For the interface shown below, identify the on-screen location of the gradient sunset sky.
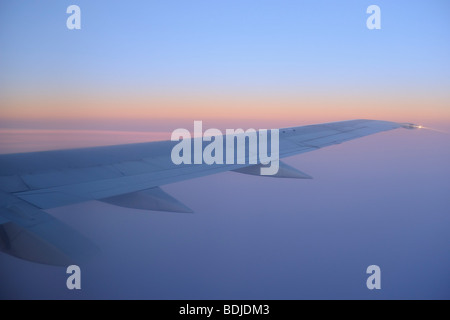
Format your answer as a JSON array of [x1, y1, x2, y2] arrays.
[[1, 1, 450, 300], [1, 0, 449, 132]]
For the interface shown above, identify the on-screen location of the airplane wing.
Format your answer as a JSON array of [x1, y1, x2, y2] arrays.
[[0, 119, 419, 265]]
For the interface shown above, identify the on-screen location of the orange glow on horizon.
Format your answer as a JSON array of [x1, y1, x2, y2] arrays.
[[1, 92, 449, 130]]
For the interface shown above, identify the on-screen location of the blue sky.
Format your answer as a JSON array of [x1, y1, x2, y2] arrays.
[[1, 0, 449, 94]]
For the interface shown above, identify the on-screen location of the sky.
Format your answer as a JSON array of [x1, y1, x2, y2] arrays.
[[0, 0, 450, 130], [0, 1, 449, 300]]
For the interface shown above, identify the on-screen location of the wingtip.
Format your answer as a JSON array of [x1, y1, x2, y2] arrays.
[[399, 123, 423, 130]]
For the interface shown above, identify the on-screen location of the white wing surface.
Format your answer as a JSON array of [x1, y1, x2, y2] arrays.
[[0, 119, 418, 265]]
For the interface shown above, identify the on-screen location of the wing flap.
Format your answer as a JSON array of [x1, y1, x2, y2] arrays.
[[15, 191, 88, 210], [20, 165, 123, 190]]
